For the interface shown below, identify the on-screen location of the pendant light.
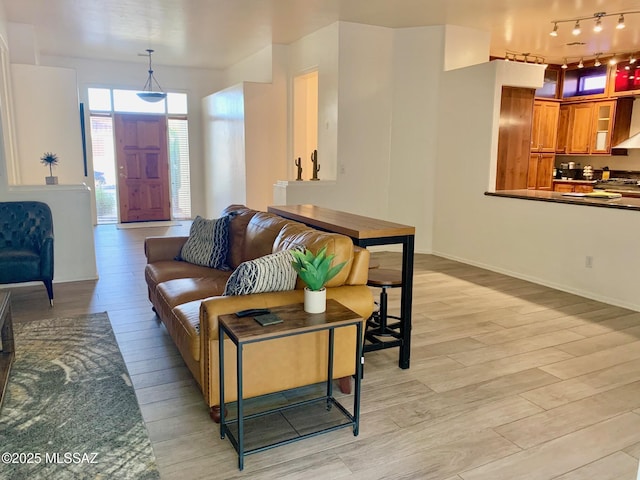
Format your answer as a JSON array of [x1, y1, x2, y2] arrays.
[[137, 49, 167, 103]]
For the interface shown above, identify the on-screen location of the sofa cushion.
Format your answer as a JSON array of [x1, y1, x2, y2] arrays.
[[145, 260, 228, 287], [179, 215, 231, 269], [242, 212, 303, 262], [273, 224, 354, 288], [223, 250, 298, 296], [222, 207, 258, 269]]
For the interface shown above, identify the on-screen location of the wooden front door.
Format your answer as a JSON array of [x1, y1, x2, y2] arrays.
[[114, 114, 170, 222]]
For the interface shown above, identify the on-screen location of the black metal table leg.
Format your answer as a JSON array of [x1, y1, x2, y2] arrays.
[[399, 235, 414, 369], [237, 343, 244, 470], [219, 324, 225, 439]]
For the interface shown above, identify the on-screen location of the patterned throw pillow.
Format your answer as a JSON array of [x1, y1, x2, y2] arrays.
[[223, 250, 298, 296], [179, 215, 231, 270]]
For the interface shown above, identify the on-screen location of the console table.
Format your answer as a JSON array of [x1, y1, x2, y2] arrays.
[[268, 204, 415, 369], [0, 291, 14, 410], [218, 300, 363, 470]]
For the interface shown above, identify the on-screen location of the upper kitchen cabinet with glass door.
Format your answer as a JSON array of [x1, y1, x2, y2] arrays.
[[609, 59, 640, 97]]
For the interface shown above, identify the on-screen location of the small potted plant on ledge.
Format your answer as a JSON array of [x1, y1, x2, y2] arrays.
[[41, 152, 59, 185], [291, 245, 346, 313]]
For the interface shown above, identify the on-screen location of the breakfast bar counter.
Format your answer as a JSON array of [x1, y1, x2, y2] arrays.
[[486, 189, 640, 210]]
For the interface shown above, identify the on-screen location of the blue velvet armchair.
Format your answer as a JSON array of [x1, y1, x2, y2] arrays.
[[0, 201, 54, 305]]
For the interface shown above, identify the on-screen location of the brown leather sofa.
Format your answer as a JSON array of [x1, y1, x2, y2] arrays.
[[144, 205, 373, 419]]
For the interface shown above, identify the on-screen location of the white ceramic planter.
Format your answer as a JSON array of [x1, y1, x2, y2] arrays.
[[304, 287, 326, 313]]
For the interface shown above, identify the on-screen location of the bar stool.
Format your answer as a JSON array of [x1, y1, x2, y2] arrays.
[[364, 268, 403, 352]]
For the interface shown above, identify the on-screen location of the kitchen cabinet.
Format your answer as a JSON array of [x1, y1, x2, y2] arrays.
[[552, 181, 594, 193], [556, 98, 633, 155], [528, 100, 558, 190], [527, 153, 554, 190], [531, 100, 559, 152]]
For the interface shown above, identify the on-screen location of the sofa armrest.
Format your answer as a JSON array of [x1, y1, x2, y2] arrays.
[[199, 285, 374, 342], [144, 236, 189, 263], [198, 285, 373, 407], [40, 235, 54, 280]]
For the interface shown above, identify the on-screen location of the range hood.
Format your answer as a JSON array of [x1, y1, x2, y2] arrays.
[[614, 132, 640, 149]]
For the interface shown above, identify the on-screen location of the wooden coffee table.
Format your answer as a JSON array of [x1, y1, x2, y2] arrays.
[[218, 300, 363, 471], [0, 290, 14, 410]]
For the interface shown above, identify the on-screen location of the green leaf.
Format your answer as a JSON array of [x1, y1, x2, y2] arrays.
[[289, 244, 346, 291]]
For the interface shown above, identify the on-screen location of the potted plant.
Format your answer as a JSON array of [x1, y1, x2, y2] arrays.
[[291, 245, 347, 313], [41, 152, 59, 185]]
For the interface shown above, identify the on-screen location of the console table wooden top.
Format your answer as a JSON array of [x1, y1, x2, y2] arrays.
[[267, 204, 415, 240]]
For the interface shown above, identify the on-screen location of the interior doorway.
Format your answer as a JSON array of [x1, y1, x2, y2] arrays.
[[292, 70, 318, 180], [87, 88, 192, 224]]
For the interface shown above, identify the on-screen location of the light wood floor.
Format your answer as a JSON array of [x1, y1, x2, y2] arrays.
[[9, 223, 640, 479]]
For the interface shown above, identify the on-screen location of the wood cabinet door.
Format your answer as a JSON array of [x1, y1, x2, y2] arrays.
[[590, 101, 615, 154], [556, 105, 570, 153], [536, 153, 555, 190], [574, 184, 594, 193], [496, 87, 535, 190], [527, 153, 539, 189], [566, 103, 594, 154], [532, 101, 559, 152], [553, 183, 574, 192]]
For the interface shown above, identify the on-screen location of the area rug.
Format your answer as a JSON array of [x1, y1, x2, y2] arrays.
[[0, 312, 160, 480]]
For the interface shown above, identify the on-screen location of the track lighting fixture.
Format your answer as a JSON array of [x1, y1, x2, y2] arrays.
[[561, 58, 568, 69], [578, 58, 584, 68], [594, 54, 601, 67], [550, 10, 640, 36], [502, 51, 545, 64]]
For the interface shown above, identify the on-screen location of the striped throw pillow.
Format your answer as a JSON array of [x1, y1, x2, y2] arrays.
[[223, 250, 298, 296], [179, 215, 231, 270]]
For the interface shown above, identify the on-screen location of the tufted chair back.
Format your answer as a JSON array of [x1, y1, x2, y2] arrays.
[[0, 201, 55, 304], [0, 201, 53, 251]]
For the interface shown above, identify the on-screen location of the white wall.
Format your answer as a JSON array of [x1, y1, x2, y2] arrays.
[[387, 26, 445, 253], [10, 64, 84, 185], [282, 22, 396, 219], [202, 83, 247, 217], [434, 59, 640, 311], [244, 82, 286, 211]]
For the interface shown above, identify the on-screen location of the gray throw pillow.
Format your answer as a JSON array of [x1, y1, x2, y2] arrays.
[[223, 250, 298, 296], [179, 215, 231, 270]]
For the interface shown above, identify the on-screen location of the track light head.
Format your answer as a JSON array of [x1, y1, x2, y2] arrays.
[[572, 20, 581, 35], [550, 23, 559, 36], [617, 14, 626, 29], [594, 17, 603, 32]]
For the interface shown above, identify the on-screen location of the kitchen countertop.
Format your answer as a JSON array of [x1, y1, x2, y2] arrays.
[[486, 189, 640, 211]]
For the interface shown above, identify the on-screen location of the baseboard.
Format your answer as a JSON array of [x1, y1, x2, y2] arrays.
[[116, 221, 182, 229], [431, 250, 640, 313]]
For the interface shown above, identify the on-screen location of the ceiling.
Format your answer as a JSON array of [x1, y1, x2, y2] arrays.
[[4, 0, 640, 69]]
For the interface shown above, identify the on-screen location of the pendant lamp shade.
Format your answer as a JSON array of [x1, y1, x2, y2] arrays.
[[137, 49, 167, 103]]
